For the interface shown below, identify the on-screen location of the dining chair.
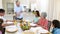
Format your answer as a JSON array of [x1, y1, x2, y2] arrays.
[[48, 21, 51, 31]]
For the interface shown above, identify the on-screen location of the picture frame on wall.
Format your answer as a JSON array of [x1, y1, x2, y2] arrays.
[[7, 3, 14, 14]]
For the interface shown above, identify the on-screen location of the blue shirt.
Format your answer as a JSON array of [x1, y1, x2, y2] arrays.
[[14, 5, 23, 18], [52, 28, 60, 34], [33, 17, 39, 23]]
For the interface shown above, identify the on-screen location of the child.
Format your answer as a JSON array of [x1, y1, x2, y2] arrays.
[[0, 19, 4, 34], [33, 10, 40, 23], [0, 9, 6, 21], [52, 20, 60, 34], [0, 9, 14, 34], [0, 9, 6, 34]]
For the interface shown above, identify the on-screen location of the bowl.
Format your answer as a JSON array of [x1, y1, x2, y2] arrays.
[[21, 26, 31, 31]]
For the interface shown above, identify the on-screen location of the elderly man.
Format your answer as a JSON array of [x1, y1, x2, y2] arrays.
[[14, 1, 23, 20]]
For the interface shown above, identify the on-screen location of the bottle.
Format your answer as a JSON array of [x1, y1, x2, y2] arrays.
[[14, 20, 17, 25], [28, 21, 30, 26]]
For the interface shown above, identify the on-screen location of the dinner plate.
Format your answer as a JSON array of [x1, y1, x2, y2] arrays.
[[30, 27, 49, 34], [30, 23, 37, 26], [6, 22, 13, 24], [6, 25, 18, 33], [34, 27, 48, 33]]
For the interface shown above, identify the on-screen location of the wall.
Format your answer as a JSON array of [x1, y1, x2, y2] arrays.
[[14, 0, 60, 20], [18, 0, 49, 12], [0, 0, 3, 8], [2, 0, 14, 14], [53, 0, 60, 21], [48, 0, 60, 21], [57, 0, 60, 21], [17, 0, 50, 20], [47, 0, 54, 21]]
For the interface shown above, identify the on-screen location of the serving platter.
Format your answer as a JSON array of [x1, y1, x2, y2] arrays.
[[6, 25, 18, 33]]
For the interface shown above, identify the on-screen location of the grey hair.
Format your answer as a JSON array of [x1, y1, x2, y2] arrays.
[[41, 12, 47, 18], [16, 0, 19, 3]]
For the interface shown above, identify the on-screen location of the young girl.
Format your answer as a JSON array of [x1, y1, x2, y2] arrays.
[[52, 20, 60, 34], [0, 19, 4, 34], [33, 10, 40, 24]]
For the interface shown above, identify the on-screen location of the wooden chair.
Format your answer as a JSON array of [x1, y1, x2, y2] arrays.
[[48, 21, 51, 31]]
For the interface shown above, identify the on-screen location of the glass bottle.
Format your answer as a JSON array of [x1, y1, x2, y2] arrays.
[[14, 20, 17, 25]]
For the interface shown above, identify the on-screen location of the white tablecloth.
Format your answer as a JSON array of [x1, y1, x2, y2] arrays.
[[5, 23, 23, 34], [5, 23, 48, 34]]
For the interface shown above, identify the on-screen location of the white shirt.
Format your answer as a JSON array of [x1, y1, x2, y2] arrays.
[[0, 16, 6, 22], [14, 5, 23, 18], [0, 16, 6, 28]]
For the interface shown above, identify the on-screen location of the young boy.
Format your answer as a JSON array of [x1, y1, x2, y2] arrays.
[[52, 20, 60, 34], [0, 9, 6, 34], [0, 9, 14, 34]]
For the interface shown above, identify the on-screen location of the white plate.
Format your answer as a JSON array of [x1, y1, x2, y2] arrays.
[[30, 23, 37, 26], [6, 25, 18, 32], [6, 22, 13, 24], [30, 27, 48, 34], [36, 27, 48, 33]]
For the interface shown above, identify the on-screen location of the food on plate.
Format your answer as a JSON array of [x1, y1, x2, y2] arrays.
[[20, 20, 31, 31]]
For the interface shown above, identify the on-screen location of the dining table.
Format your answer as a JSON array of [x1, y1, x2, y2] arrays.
[[5, 21, 50, 34]]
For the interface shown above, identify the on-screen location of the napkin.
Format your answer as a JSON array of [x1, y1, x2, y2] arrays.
[[30, 27, 48, 34], [30, 23, 37, 26]]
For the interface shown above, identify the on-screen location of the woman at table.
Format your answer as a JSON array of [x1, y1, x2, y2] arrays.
[[52, 20, 60, 34], [37, 12, 48, 30], [33, 10, 40, 24]]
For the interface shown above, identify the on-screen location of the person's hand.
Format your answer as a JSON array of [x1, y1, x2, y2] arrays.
[[36, 24, 40, 27], [17, 13, 20, 16], [2, 24, 6, 27]]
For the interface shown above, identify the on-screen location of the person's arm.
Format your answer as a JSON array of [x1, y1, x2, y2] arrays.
[[2, 23, 6, 27], [36, 19, 41, 26], [42, 20, 48, 30], [33, 17, 39, 24], [6, 20, 14, 26], [5, 24, 14, 26], [2, 20, 14, 27], [14, 6, 17, 17], [14, 12, 17, 17], [2, 23, 14, 27], [37, 19, 41, 25]]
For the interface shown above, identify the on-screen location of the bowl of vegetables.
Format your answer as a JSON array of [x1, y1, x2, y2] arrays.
[[20, 21, 31, 31]]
